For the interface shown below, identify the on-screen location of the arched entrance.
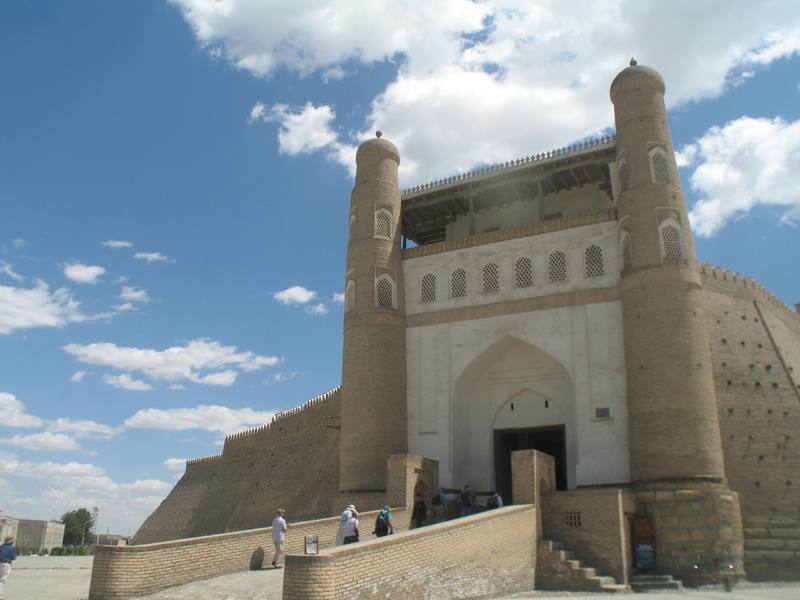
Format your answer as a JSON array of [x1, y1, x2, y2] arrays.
[[452, 336, 575, 501]]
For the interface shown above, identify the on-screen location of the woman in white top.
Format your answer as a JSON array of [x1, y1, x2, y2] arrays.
[[342, 509, 359, 544], [336, 504, 355, 545]]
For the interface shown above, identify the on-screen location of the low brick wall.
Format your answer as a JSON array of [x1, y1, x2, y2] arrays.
[[283, 504, 537, 600], [89, 508, 407, 599]]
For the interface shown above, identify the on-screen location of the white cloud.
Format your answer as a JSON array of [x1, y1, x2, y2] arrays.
[[63, 338, 280, 387], [0, 280, 88, 334], [12, 239, 25, 249], [331, 292, 345, 304], [271, 371, 297, 383], [119, 286, 150, 303], [0, 261, 23, 282], [175, 0, 800, 184], [0, 393, 45, 428], [164, 458, 186, 471], [273, 285, 317, 306], [305, 302, 328, 316], [125, 405, 275, 435], [248, 101, 266, 124], [113, 302, 136, 313], [101, 240, 133, 249], [134, 251, 174, 263], [47, 418, 117, 440], [0, 432, 81, 452], [685, 116, 800, 237], [70, 370, 89, 383], [103, 373, 154, 392], [63, 263, 106, 285]]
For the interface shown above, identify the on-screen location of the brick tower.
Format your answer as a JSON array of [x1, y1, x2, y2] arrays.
[[611, 61, 744, 577], [338, 133, 407, 508]]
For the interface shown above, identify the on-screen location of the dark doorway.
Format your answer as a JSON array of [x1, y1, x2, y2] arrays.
[[494, 425, 567, 504]]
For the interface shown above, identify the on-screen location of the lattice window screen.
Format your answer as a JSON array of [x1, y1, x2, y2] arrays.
[[565, 511, 582, 527], [548, 251, 568, 283], [420, 273, 436, 303], [584, 245, 604, 278], [375, 210, 392, 239], [661, 224, 684, 259], [345, 281, 355, 312], [349, 215, 356, 243], [651, 151, 671, 184], [376, 278, 394, 308], [451, 268, 466, 298], [618, 162, 629, 191], [514, 257, 533, 288], [483, 263, 500, 294], [622, 232, 633, 271]]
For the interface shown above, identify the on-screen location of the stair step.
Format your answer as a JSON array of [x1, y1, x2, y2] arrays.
[[632, 574, 677, 583], [631, 580, 684, 592], [579, 567, 597, 578], [599, 584, 631, 593]]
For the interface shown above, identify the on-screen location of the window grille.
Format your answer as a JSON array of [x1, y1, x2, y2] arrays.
[[651, 151, 670, 184], [375, 210, 392, 239], [661, 224, 684, 259], [618, 162, 628, 191], [565, 511, 582, 527], [451, 268, 466, 298], [514, 257, 533, 288], [595, 407, 611, 419], [483, 263, 500, 294], [345, 281, 355, 313], [376, 278, 394, 308], [548, 251, 568, 283], [420, 273, 436, 303], [622, 232, 633, 271], [584, 245, 604, 278]]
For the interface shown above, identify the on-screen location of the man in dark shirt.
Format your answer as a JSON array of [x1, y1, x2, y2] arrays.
[[0, 536, 16, 599]]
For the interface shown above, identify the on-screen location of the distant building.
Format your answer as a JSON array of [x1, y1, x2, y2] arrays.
[[0, 514, 18, 541], [96, 534, 129, 547], [16, 519, 65, 552]]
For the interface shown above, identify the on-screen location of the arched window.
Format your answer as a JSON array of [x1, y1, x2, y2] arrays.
[[348, 214, 356, 243], [483, 263, 500, 294], [617, 160, 629, 192], [345, 280, 355, 313], [420, 273, 436, 303], [659, 221, 684, 260], [548, 251, 568, 283], [649, 148, 671, 184], [374, 209, 392, 239], [621, 231, 633, 271], [375, 275, 396, 309], [584, 245, 604, 278], [451, 268, 466, 298], [514, 257, 533, 288]]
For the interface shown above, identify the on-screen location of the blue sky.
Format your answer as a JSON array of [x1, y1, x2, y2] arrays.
[[1, 1, 798, 535]]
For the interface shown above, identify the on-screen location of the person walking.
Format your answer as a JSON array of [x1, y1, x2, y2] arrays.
[[336, 504, 355, 546], [411, 493, 428, 528], [373, 506, 394, 537], [431, 487, 447, 522], [460, 484, 476, 517], [0, 536, 16, 600], [271, 509, 288, 569], [343, 509, 359, 544], [486, 491, 504, 510]]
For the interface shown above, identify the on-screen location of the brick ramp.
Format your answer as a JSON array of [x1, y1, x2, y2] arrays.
[[537, 540, 628, 592], [744, 518, 800, 581]]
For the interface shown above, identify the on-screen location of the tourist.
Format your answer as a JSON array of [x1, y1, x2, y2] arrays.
[[460, 484, 476, 516], [271, 509, 288, 569], [343, 509, 359, 544], [431, 487, 447, 522], [373, 506, 394, 537], [411, 493, 427, 528], [336, 504, 355, 545], [486, 491, 504, 510], [0, 535, 16, 599]]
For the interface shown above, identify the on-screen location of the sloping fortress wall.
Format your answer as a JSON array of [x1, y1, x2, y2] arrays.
[[134, 388, 341, 544]]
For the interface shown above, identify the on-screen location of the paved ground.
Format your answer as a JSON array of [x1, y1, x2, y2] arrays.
[[3, 556, 799, 600]]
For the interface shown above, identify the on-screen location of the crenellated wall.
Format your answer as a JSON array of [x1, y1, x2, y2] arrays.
[[133, 388, 342, 544]]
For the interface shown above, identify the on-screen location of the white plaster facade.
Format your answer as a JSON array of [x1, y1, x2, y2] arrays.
[[404, 221, 630, 493]]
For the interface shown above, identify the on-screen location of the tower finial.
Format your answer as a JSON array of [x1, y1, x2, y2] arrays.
[[630, 57, 637, 66], [375, 130, 382, 138]]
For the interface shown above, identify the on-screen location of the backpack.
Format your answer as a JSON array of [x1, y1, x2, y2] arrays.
[[375, 512, 389, 535], [487, 495, 498, 509]]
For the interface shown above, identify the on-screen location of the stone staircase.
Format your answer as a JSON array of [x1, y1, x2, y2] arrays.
[[630, 574, 683, 592], [744, 517, 800, 581], [537, 540, 629, 592]]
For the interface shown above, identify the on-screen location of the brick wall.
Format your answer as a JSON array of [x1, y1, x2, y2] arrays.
[[283, 505, 537, 600], [134, 388, 342, 543], [90, 507, 407, 599], [541, 489, 633, 584]]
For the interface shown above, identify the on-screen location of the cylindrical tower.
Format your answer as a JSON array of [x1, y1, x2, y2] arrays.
[[611, 61, 743, 578], [338, 133, 407, 502]]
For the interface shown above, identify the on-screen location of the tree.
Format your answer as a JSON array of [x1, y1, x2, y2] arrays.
[[61, 507, 96, 546]]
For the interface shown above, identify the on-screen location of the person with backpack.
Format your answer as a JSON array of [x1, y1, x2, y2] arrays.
[[431, 487, 446, 522], [460, 484, 476, 517], [411, 493, 428, 528], [486, 491, 503, 510], [373, 506, 394, 537]]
